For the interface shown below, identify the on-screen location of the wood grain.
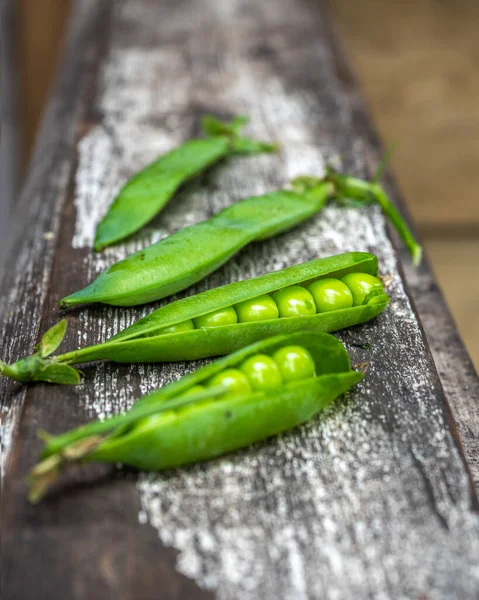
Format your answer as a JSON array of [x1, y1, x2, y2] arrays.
[[0, 0, 20, 259], [1, 1, 479, 598]]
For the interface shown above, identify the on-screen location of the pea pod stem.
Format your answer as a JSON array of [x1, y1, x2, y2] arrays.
[[62, 166, 421, 308], [0, 361, 18, 380], [27, 332, 363, 503], [28, 386, 227, 503], [324, 167, 422, 266], [93, 115, 278, 251]]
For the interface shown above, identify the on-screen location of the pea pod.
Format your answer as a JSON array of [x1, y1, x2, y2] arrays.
[[93, 115, 278, 251], [27, 332, 363, 502], [60, 169, 420, 308], [1, 252, 389, 385]]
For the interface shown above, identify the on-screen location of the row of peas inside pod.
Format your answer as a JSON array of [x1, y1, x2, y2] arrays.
[[162, 271, 384, 333], [0, 252, 390, 384], [28, 332, 363, 502], [184, 345, 316, 398]]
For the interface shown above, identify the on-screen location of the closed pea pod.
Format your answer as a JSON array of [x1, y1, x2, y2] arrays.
[[0, 252, 389, 385], [27, 332, 363, 503], [94, 115, 278, 251], [61, 181, 332, 308], [60, 168, 420, 308]]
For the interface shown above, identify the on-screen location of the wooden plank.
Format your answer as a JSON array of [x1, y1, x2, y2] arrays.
[[0, 0, 20, 260], [325, 17, 479, 488], [1, 0, 479, 598]]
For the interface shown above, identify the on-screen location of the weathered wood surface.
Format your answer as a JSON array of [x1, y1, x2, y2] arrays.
[[1, 1, 479, 598]]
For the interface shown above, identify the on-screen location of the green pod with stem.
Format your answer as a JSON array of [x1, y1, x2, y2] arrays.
[[1, 252, 389, 385], [323, 165, 422, 266], [62, 181, 333, 307], [61, 167, 420, 308], [94, 115, 278, 251], [28, 331, 363, 503]]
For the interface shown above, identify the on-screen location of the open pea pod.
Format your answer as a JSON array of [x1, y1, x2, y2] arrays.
[[94, 115, 277, 251], [28, 332, 363, 502], [1, 252, 389, 384]]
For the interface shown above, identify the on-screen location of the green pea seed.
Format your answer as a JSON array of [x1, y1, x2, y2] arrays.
[[234, 294, 279, 322], [272, 286, 316, 318], [239, 354, 283, 391], [307, 278, 353, 312], [272, 345, 316, 382], [207, 369, 252, 396], [341, 273, 383, 306], [157, 320, 195, 335], [194, 306, 238, 328], [181, 384, 206, 397]]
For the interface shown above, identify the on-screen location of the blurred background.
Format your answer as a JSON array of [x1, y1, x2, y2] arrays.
[[1, 0, 478, 367]]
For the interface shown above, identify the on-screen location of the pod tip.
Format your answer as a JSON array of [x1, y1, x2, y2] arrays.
[[27, 454, 63, 504], [412, 245, 423, 267], [0, 360, 20, 381], [58, 296, 81, 310]]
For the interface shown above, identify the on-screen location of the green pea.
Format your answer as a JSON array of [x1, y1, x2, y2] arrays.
[[307, 278, 353, 313], [272, 286, 316, 318], [272, 345, 316, 382], [157, 320, 195, 335], [239, 354, 282, 391], [181, 384, 206, 397], [234, 294, 279, 322], [207, 368, 252, 396], [341, 273, 383, 306], [194, 306, 238, 328]]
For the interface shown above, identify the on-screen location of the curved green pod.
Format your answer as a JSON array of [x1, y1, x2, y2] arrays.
[[62, 166, 421, 307], [93, 115, 278, 251], [28, 332, 363, 502], [62, 183, 332, 307], [0, 252, 389, 385]]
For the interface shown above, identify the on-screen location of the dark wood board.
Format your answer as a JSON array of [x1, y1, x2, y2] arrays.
[[0, 0, 20, 261], [1, 0, 479, 598]]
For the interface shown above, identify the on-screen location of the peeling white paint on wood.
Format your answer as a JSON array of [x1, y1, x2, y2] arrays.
[[0, 1, 101, 480]]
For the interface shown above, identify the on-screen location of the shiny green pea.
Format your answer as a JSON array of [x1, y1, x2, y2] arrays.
[[194, 306, 238, 328], [272, 286, 316, 318], [239, 354, 283, 391], [272, 346, 316, 382], [207, 368, 252, 396], [307, 278, 353, 312], [234, 294, 279, 323], [157, 320, 195, 335], [342, 273, 383, 306]]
